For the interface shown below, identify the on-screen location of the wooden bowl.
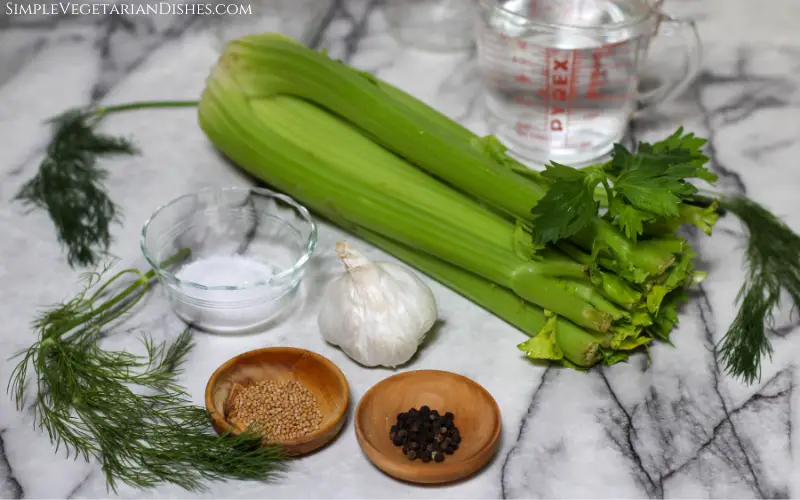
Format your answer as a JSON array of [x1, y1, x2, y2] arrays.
[[355, 370, 501, 484], [205, 347, 349, 456]]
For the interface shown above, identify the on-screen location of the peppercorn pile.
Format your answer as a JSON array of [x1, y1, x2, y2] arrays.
[[389, 406, 460, 463], [226, 379, 323, 441]]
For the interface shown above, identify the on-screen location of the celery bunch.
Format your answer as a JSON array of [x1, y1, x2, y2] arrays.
[[198, 34, 706, 370]]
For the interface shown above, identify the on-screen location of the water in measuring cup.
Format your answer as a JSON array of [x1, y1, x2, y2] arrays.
[[479, 0, 653, 164]]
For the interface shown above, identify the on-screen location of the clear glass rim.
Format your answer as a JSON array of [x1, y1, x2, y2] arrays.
[[477, 0, 659, 32], [140, 186, 318, 291]]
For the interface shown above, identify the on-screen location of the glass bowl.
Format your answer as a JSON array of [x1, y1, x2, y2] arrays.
[[141, 187, 317, 334]]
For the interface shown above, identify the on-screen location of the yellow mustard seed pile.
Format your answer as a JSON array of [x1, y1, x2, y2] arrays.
[[227, 380, 323, 441]]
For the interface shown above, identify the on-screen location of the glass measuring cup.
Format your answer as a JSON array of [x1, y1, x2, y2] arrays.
[[475, 0, 701, 164]]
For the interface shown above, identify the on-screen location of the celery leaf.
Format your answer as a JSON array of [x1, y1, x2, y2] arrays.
[[530, 163, 604, 244], [599, 347, 631, 366], [517, 311, 563, 361], [610, 199, 653, 242], [608, 129, 718, 221], [612, 148, 699, 217], [651, 127, 717, 182]]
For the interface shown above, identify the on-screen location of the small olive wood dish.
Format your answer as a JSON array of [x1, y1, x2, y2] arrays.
[[205, 346, 349, 456], [355, 369, 501, 484]]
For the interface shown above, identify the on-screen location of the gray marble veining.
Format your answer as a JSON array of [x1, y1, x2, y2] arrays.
[[1, 0, 799, 498]]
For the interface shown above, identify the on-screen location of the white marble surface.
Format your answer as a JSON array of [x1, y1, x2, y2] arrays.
[[1, 0, 800, 498]]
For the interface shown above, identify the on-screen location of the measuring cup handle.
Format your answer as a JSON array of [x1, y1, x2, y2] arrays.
[[636, 16, 702, 109]]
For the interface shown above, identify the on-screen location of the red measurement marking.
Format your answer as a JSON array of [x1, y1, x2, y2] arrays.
[[587, 51, 605, 100], [517, 40, 528, 49], [515, 122, 534, 137], [603, 43, 637, 56], [543, 48, 550, 135], [514, 96, 539, 107], [512, 57, 536, 66], [515, 74, 534, 84], [584, 112, 600, 120], [581, 141, 593, 149], [565, 49, 579, 146]]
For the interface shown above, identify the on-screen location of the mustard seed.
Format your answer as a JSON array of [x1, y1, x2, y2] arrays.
[[226, 379, 323, 442]]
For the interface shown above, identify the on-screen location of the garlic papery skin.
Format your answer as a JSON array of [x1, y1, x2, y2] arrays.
[[318, 241, 438, 368]]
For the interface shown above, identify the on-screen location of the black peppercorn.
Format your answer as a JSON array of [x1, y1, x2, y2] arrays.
[[390, 407, 461, 464]]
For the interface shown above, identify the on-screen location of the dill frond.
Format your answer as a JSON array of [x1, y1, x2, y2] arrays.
[[716, 195, 800, 384], [15, 100, 199, 268], [7, 252, 287, 492], [15, 108, 133, 268]]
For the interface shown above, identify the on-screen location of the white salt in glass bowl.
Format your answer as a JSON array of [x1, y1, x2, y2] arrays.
[[141, 187, 317, 334]]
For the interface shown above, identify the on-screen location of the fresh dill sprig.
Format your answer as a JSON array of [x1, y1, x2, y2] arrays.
[[7, 250, 287, 492], [15, 100, 199, 269], [15, 108, 133, 268], [715, 195, 800, 384]]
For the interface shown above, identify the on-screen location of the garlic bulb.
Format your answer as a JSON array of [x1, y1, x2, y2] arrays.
[[318, 241, 438, 368]]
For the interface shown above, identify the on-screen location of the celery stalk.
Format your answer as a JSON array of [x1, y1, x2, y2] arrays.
[[356, 228, 610, 368], [554, 279, 628, 320], [224, 35, 540, 220], [218, 34, 674, 278], [199, 70, 611, 332]]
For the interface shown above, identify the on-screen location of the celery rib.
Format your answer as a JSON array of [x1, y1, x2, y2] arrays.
[[199, 69, 612, 332], [280, 35, 671, 279]]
